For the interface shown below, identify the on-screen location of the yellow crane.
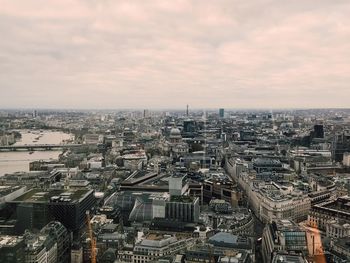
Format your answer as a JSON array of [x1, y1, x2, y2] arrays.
[[86, 211, 97, 263]]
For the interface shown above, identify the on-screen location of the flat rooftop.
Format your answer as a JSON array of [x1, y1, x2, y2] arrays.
[[272, 254, 307, 263], [334, 236, 350, 251], [10, 188, 91, 203], [170, 195, 195, 203], [0, 235, 23, 248], [273, 219, 304, 232], [209, 232, 250, 247], [0, 185, 25, 197], [253, 158, 282, 166], [146, 233, 167, 241], [316, 196, 350, 215]]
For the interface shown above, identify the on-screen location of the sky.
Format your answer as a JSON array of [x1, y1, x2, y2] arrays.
[[0, 0, 349, 109]]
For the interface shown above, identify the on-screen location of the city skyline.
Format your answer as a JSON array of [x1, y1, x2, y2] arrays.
[[1, 0, 350, 109]]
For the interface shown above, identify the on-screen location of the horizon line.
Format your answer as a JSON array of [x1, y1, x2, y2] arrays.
[[1, 107, 350, 112]]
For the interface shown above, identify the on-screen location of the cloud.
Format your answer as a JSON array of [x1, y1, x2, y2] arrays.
[[0, 0, 349, 109]]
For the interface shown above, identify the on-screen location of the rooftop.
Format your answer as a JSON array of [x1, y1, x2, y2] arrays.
[[208, 232, 251, 249], [272, 253, 307, 263], [137, 234, 178, 248], [253, 158, 282, 166], [334, 236, 350, 251], [0, 235, 23, 248], [273, 219, 304, 232], [0, 185, 25, 198], [315, 196, 350, 215], [170, 195, 195, 203], [10, 188, 91, 203]]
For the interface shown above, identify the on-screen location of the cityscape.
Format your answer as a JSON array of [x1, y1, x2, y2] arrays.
[[1, 0, 350, 262], [0, 108, 350, 263]]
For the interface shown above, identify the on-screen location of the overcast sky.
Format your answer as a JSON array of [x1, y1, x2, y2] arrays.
[[0, 0, 349, 109]]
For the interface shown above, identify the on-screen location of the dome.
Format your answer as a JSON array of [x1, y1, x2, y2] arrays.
[[169, 128, 182, 139], [170, 128, 181, 135]]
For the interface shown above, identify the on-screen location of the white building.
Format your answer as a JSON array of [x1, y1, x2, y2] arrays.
[[326, 219, 350, 238], [343, 152, 350, 167], [133, 234, 193, 263], [71, 247, 83, 263], [25, 235, 57, 263], [226, 158, 311, 223]]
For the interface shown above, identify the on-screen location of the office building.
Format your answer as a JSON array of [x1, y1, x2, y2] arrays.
[[0, 235, 25, 263], [330, 237, 350, 262], [219, 108, 225, 118], [165, 196, 200, 223], [71, 245, 83, 263], [186, 244, 252, 263], [24, 232, 57, 263], [262, 220, 308, 263], [8, 189, 96, 235], [308, 196, 350, 231], [40, 221, 70, 263], [133, 233, 193, 263], [271, 253, 308, 263], [183, 119, 196, 134], [343, 152, 350, 167], [168, 175, 184, 197], [313, 124, 324, 139]]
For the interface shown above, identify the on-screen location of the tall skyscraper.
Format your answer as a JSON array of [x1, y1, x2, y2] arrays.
[[314, 124, 324, 138], [183, 119, 196, 133], [219, 108, 224, 118]]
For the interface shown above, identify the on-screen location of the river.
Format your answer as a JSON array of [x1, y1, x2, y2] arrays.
[[0, 130, 74, 176]]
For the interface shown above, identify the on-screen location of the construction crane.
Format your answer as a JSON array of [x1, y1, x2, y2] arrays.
[[86, 211, 97, 263]]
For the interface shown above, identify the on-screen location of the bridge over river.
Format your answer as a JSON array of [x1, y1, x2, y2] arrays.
[[0, 144, 85, 151]]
